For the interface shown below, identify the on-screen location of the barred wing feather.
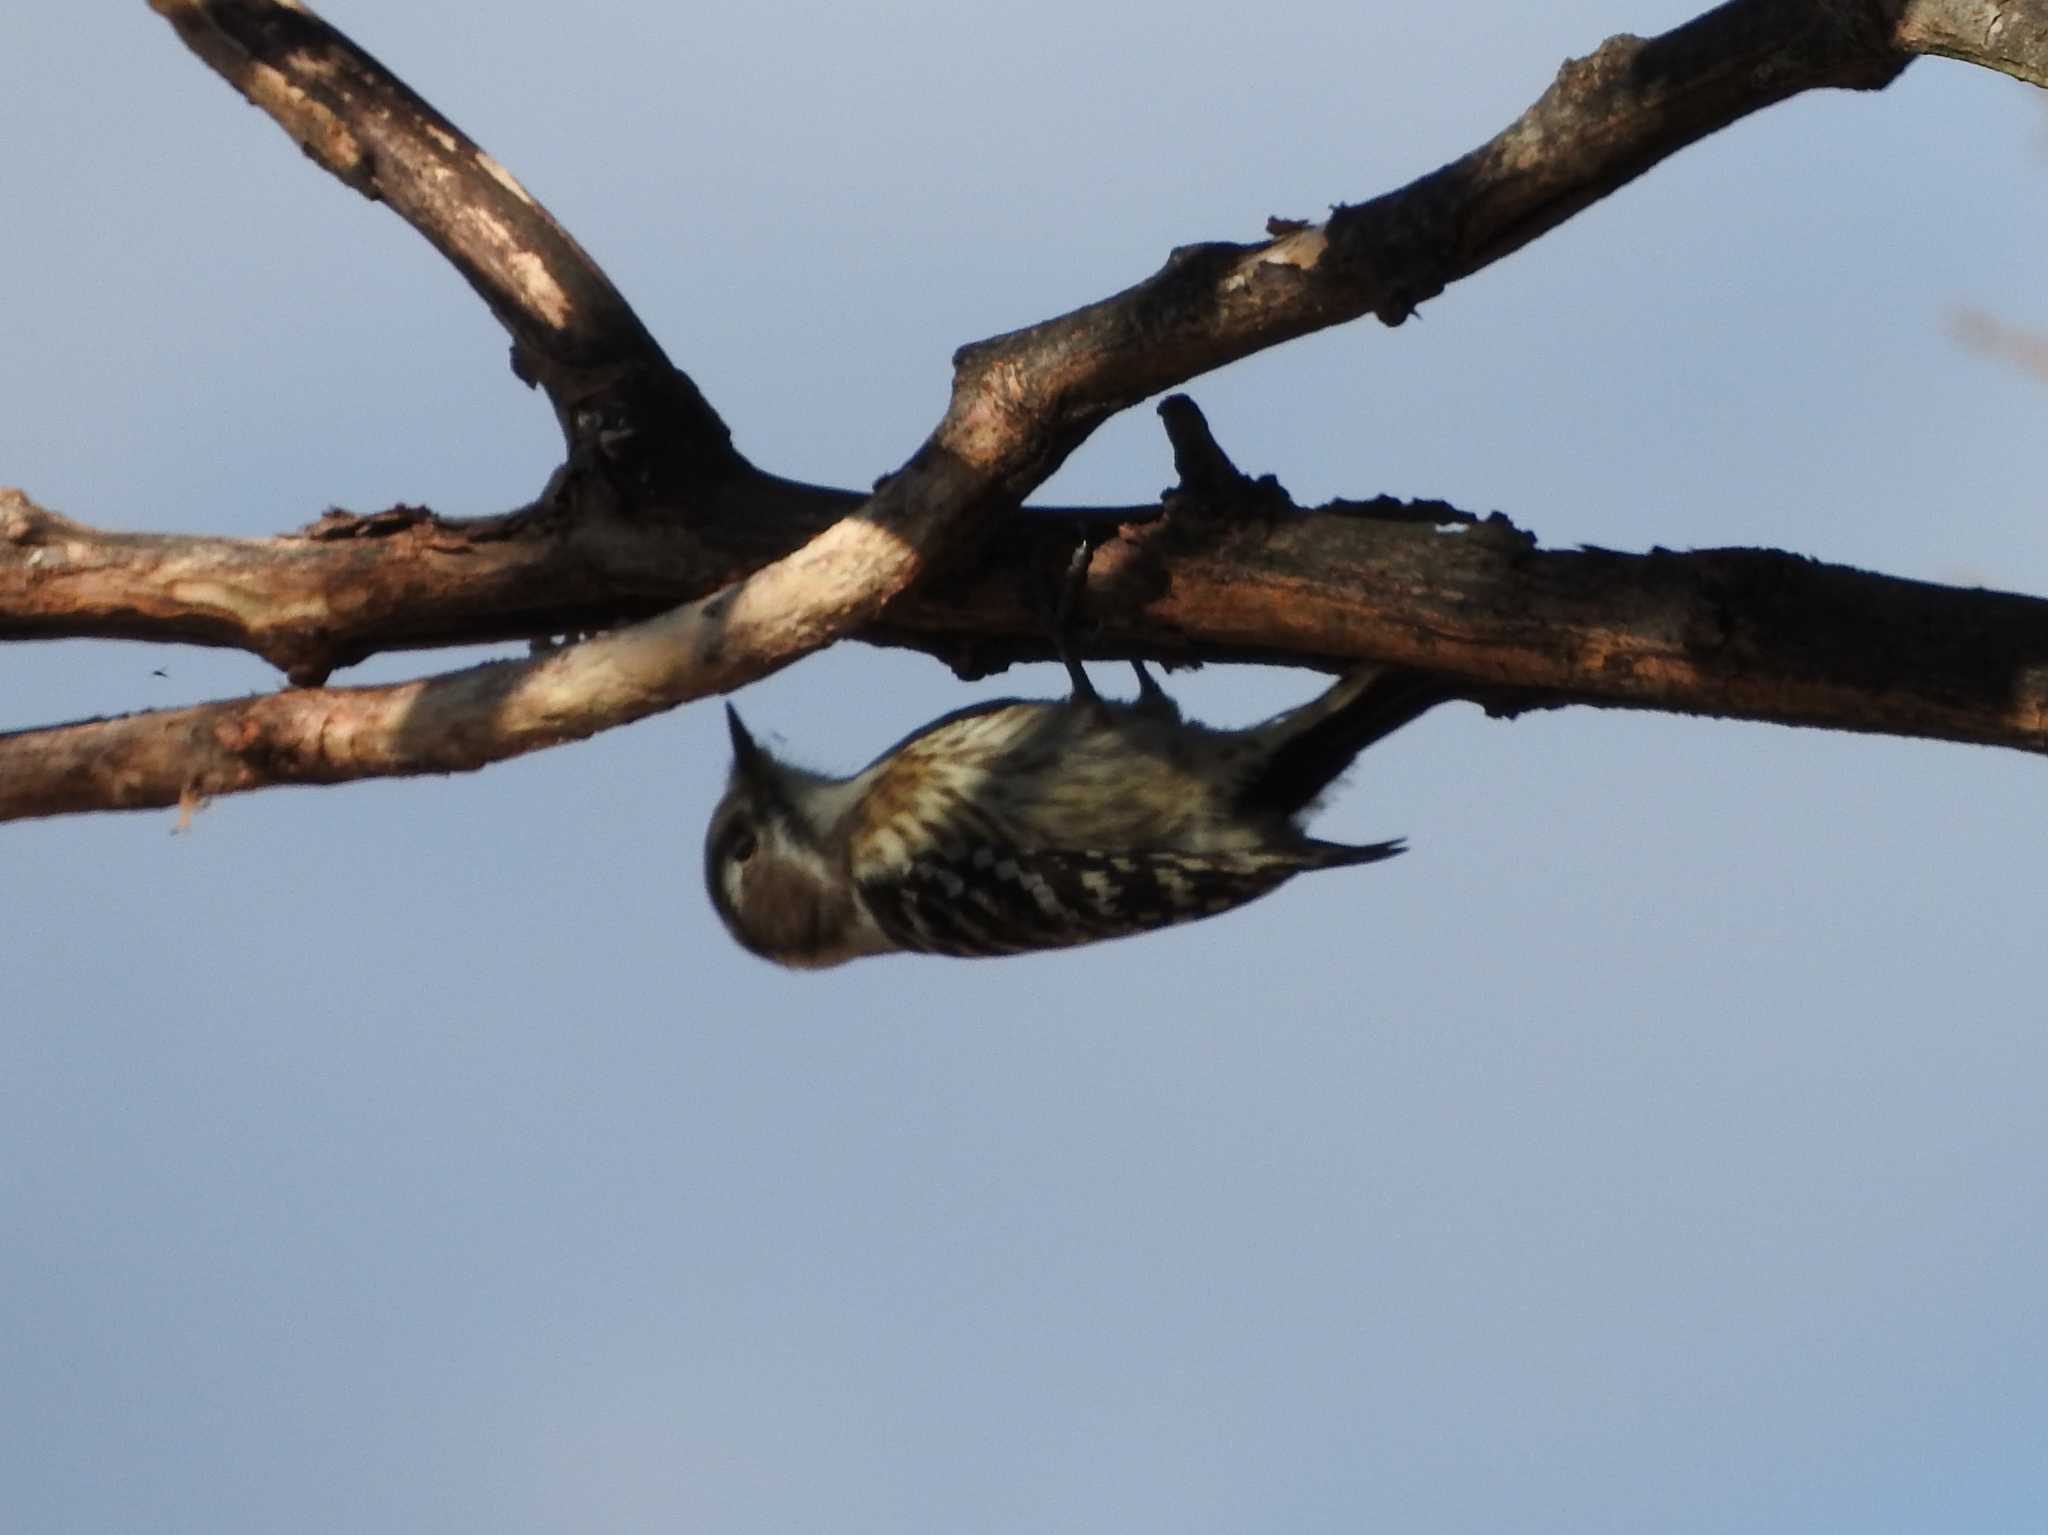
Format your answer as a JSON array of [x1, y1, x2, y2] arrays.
[[858, 839, 1404, 958]]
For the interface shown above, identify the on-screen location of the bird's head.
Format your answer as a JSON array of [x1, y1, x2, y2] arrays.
[[703, 705, 879, 968]]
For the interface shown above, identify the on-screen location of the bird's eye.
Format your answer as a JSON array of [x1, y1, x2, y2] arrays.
[[729, 826, 759, 864]]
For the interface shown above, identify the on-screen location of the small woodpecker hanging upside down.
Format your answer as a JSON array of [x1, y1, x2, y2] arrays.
[[703, 662, 1453, 967]]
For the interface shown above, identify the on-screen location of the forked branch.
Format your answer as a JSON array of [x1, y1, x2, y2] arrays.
[[4, 0, 2047, 821]]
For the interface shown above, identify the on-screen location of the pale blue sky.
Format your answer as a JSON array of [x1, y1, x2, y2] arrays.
[[6, 4, 2047, 1531]]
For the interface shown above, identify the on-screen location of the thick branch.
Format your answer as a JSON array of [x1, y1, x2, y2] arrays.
[[10, 470, 2048, 820], [8, 0, 2039, 820], [1896, 0, 2048, 85], [0, 488, 839, 685]]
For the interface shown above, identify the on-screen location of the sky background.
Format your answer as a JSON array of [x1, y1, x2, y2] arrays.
[[6, 3, 2048, 1531]]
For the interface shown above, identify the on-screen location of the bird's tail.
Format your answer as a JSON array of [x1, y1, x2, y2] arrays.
[[1299, 835, 1409, 869], [1240, 666, 1456, 820]]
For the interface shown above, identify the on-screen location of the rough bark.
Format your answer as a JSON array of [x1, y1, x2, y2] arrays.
[[5, 0, 2046, 820]]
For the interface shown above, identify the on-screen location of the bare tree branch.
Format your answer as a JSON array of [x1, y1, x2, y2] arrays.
[[144, 0, 734, 480], [1896, 0, 2048, 85], [6, 0, 2047, 820], [12, 435, 2048, 822]]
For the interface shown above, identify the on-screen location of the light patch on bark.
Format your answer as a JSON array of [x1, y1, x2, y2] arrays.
[[507, 251, 571, 328], [476, 151, 538, 208]]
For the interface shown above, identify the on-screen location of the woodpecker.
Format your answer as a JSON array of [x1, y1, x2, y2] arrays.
[[703, 663, 1449, 967]]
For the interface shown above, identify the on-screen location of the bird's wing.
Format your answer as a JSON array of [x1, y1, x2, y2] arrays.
[[855, 841, 1403, 959]]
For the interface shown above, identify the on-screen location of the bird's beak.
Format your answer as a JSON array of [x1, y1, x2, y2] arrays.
[[726, 703, 767, 780]]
